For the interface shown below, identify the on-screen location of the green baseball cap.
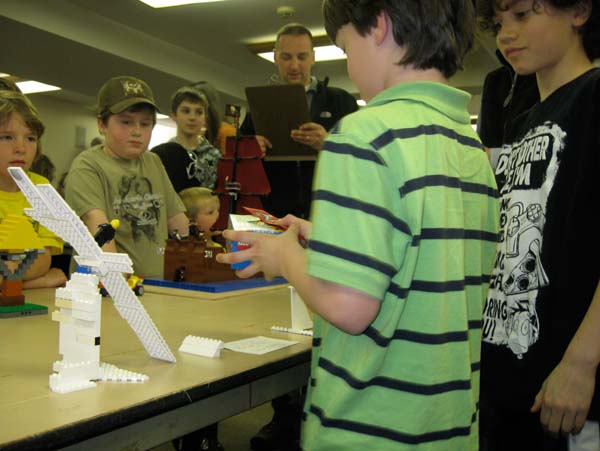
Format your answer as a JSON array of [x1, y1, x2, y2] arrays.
[[97, 75, 158, 115]]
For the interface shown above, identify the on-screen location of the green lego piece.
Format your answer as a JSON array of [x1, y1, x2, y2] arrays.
[[0, 302, 48, 318]]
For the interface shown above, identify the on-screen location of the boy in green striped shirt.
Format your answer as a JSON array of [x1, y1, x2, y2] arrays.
[[218, 1, 499, 449]]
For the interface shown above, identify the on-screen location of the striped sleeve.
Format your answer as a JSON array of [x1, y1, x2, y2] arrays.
[[307, 128, 410, 301]]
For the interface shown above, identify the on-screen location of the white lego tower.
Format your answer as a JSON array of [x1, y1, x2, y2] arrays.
[[290, 286, 313, 331], [49, 272, 149, 393], [271, 286, 313, 336], [9, 167, 175, 393], [50, 272, 102, 392]]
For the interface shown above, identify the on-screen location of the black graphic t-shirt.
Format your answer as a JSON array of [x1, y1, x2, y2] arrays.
[[481, 68, 600, 417], [152, 138, 221, 193]]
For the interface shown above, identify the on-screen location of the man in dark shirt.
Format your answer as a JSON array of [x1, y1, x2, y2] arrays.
[[241, 23, 357, 220]]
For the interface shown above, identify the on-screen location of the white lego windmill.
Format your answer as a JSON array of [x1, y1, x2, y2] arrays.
[[9, 167, 175, 393]]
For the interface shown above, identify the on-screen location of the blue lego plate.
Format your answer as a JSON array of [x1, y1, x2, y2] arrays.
[[143, 277, 287, 293]]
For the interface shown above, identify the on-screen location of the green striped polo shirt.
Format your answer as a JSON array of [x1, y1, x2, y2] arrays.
[[302, 82, 499, 451]]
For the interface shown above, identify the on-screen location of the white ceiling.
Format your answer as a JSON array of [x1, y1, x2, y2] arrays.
[[0, 0, 501, 114]]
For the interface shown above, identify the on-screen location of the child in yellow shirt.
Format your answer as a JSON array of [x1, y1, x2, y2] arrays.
[[0, 90, 66, 288]]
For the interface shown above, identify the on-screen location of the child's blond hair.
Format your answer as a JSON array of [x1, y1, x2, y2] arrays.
[[179, 187, 219, 219]]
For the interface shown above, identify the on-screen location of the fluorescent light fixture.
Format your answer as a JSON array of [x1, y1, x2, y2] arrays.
[[258, 45, 346, 63], [138, 0, 225, 7], [357, 99, 366, 107], [316, 46, 346, 61], [15, 81, 61, 94], [0, 73, 10, 78], [256, 52, 275, 62], [157, 113, 170, 119]]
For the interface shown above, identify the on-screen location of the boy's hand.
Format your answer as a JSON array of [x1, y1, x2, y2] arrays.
[[216, 224, 304, 280], [276, 214, 312, 241], [83, 209, 118, 253], [291, 122, 327, 150], [531, 357, 596, 436]]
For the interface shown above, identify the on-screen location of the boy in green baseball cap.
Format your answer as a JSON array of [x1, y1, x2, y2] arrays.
[[65, 75, 188, 279]]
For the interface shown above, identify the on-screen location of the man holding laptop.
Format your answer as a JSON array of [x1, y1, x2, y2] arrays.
[[241, 23, 357, 221]]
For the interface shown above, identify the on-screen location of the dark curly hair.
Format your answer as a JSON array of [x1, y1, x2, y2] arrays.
[[476, 0, 600, 60], [322, 0, 475, 78]]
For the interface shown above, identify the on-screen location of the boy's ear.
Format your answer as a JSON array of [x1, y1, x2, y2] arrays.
[[573, 0, 592, 27], [97, 116, 106, 135], [372, 10, 389, 46]]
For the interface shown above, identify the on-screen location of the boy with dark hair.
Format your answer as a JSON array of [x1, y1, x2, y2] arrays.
[[154, 83, 224, 451], [66, 75, 188, 279], [476, 0, 600, 449], [152, 86, 222, 193], [218, 1, 499, 449]]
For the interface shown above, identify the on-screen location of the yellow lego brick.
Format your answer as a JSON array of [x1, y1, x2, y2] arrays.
[[52, 310, 73, 324], [55, 298, 73, 309]]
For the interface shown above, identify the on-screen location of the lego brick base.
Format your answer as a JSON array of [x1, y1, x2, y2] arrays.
[[0, 302, 48, 318]]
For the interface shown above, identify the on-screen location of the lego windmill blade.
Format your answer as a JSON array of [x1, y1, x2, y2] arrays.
[[9, 167, 176, 363], [100, 272, 175, 362], [8, 167, 103, 260]]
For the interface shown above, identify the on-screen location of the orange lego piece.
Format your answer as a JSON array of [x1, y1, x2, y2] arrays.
[[0, 279, 25, 306]]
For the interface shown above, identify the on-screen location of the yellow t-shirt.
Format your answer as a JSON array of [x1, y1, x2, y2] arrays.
[[0, 172, 63, 254]]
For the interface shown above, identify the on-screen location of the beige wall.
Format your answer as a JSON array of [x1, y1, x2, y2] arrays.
[[30, 94, 99, 186], [469, 93, 482, 117]]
